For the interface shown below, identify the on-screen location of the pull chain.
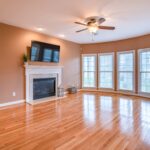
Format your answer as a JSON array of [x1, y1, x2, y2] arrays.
[[92, 32, 95, 41]]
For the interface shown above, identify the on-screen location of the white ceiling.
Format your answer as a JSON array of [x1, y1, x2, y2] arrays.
[[0, 0, 150, 44]]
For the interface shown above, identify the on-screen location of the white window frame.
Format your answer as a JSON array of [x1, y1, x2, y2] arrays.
[[138, 48, 150, 96], [98, 53, 114, 90], [117, 50, 135, 93], [82, 54, 97, 89]]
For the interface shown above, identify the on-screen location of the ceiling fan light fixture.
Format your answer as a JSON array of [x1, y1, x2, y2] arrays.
[[75, 16, 115, 34], [88, 26, 98, 33]]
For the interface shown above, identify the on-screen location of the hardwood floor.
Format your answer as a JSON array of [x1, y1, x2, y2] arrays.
[[0, 92, 150, 150]]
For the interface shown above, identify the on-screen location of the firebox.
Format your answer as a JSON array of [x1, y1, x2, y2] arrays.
[[33, 78, 56, 100]]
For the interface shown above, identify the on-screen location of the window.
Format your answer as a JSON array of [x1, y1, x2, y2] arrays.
[[82, 54, 97, 88], [98, 53, 114, 89], [139, 49, 150, 94], [117, 51, 135, 91]]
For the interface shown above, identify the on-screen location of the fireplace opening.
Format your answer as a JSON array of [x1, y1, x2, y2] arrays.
[[33, 78, 56, 100]]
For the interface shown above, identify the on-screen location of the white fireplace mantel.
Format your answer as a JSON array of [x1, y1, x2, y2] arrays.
[[24, 64, 63, 104]]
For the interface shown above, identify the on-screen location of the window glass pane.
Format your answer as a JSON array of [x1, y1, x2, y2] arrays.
[[139, 49, 150, 94], [99, 55, 113, 71], [83, 72, 95, 87], [99, 54, 114, 89], [141, 73, 150, 93], [119, 72, 133, 90], [82, 55, 96, 88], [118, 52, 134, 91], [83, 56, 95, 71], [141, 51, 150, 72], [119, 53, 133, 71], [99, 72, 113, 88]]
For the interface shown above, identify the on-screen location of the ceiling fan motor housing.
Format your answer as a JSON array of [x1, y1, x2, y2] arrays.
[[85, 16, 101, 25]]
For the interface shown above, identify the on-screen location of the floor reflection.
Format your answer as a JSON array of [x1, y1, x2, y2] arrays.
[[141, 101, 150, 124], [141, 101, 150, 145], [119, 98, 134, 135], [100, 96, 112, 112], [119, 98, 133, 117], [99, 96, 113, 130], [83, 94, 96, 126]]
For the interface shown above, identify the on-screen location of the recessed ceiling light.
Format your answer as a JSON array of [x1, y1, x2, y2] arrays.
[[58, 34, 65, 38], [36, 27, 44, 32]]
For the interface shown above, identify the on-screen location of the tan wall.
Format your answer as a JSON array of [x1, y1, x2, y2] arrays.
[[81, 35, 150, 53], [0, 23, 81, 102], [81, 34, 150, 94]]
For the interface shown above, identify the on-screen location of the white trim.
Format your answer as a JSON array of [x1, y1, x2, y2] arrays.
[[98, 52, 115, 90], [117, 50, 135, 92], [81, 54, 97, 89], [138, 48, 150, 97], [0, 100, 25, 107], [80, 89, 150, 99]]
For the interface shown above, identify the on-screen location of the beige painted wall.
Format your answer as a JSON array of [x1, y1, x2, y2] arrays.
[[81, 34, 150, 94], [81, 34, 150, 53], [0, 23, 80, 102]]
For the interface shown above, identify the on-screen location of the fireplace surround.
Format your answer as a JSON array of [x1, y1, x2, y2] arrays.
[[25, 64, 63, 104]]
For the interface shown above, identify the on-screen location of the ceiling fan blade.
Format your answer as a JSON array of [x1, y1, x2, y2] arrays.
[[98, 26, 115, 30], [98, 18, 106, 24], [76, 28, 88, 33], [74, 22, 87, 26]]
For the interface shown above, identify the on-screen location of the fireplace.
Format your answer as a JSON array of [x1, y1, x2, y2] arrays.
[[25, 64, 63, 104], [33, 78, 56, 100]]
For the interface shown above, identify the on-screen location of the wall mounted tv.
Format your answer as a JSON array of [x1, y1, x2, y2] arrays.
[[30, 41, 60, 63]]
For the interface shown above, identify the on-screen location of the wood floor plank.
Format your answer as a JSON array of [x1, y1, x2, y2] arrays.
[[0, 92, 150, 150]]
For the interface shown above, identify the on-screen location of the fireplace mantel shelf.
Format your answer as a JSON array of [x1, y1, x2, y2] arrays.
[[24, 64, 64, 69]]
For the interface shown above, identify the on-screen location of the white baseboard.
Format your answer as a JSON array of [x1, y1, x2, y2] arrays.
[[0, 100, 25, 107], [80, 89, 150, 99]]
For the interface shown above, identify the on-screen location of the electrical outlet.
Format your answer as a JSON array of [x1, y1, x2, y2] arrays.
[[12, 92, 16, 97]]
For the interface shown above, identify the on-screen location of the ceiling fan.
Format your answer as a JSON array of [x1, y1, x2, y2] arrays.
[[75, 16, 115, 34]]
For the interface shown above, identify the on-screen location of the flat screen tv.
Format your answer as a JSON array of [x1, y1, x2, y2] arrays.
[[30, 41, 60, 63]]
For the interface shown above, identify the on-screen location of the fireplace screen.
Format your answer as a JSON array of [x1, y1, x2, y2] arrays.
[[33, 78, 56, 100]]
